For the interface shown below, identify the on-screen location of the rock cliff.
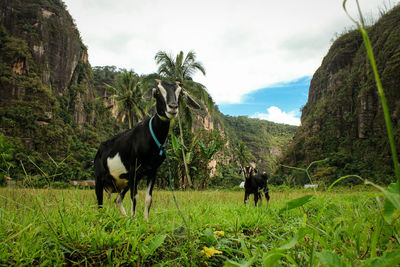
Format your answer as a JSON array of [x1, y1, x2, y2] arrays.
[[281, 5, 400, 183], [0, 0, 95, 127]]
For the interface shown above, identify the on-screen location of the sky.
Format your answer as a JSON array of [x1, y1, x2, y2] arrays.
[[62, 0, 396, 125]]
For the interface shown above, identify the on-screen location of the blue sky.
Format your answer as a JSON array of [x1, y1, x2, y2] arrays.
[[218, 76, 311, 126]]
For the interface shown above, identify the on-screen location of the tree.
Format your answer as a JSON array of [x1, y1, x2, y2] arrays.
[[155, 50, 210, 188], [198, 138, 224, 189], [155, 50, 206, 83], [234, 142, 255, 178], [0, 134, 15, 186], [106, 70, 149, 129], [170, 132, 198, 189]]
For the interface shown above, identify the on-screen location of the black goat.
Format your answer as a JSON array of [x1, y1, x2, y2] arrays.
[[239, 166, 270, 206], [94, 79, 200, 221]]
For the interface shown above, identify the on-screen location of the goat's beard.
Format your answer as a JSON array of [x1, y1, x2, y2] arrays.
[[165, 110, 178, 119]]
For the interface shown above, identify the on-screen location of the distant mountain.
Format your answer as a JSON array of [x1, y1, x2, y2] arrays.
[[278, 5, 400, 185], [221, 115, 297, 172]]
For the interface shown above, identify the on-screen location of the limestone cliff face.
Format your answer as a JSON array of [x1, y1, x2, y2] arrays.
[[0, 0, 94, 126], [194, 108, 214, 131], [282, 5, 400, 179]]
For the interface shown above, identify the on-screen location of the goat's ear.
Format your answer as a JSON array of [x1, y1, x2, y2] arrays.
[[183, 91, 201, 109], [143, 88, 156, 100]]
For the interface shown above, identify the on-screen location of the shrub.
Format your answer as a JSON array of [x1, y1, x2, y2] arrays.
[[0, 173, 5, 186]]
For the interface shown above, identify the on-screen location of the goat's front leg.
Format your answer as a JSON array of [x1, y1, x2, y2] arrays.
[[244, 192, 249, 205], [144, 175, 155, 222], [116, 185, 130, 216], [254, 192, 259, 206], [257, 192, 262, 206], [115, 192, 127, 216]]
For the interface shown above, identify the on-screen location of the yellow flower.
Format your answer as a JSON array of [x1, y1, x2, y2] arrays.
[[214, 231, 225, 237], [201, 246, 223, 258]]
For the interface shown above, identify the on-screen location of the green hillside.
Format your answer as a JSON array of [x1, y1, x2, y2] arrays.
[[221, 115, 297, 172]]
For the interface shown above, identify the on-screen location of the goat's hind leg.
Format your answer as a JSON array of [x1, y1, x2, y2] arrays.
[[95, 177, 104, 208], [264, 188, 270, 207]]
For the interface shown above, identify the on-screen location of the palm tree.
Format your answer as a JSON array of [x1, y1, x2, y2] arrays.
[[155, 50, 210, 188], [106, 70, 150, 129], [155, 50, 205, 82], [170, 132, 198, 189], [234, 142, 255, 179], [155, 51, 213, 111]]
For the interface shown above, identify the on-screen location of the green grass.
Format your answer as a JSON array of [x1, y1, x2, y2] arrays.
[[0, 187, 398, 266]]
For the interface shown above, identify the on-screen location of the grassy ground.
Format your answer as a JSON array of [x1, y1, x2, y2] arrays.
[[0, 187, 399, 266]]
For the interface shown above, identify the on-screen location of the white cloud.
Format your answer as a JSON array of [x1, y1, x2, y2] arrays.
[[252, 106, 301, 126], [63, 0, 394, 105]]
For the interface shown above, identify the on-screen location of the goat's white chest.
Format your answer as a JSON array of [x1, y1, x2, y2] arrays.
[[107, 153, 128, 179]]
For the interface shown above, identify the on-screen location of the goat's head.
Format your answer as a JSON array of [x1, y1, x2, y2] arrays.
[[143, 79, 200, 119], [239, 165, 257, 179]]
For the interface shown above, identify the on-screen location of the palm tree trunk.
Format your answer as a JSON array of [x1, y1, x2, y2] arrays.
[[128, 108, 134, 129], [178, 165, 184, 189], [178, 114, 193, 188]]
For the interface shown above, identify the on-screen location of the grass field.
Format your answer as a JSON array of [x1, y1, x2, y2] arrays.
[[0, 187, 399, 266]]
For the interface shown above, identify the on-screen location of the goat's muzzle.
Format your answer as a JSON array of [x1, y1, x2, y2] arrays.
[[166, 104, 179, 119]]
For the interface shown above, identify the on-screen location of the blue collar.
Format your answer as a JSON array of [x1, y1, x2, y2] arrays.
[[149, 116, 167, 156]]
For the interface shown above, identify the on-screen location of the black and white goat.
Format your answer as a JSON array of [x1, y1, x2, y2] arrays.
[[94, 79, 200, 221], [239, 165, 270, 206]]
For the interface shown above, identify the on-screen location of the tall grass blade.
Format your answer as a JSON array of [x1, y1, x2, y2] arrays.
[[0, 223, 32, 245], [359, 250, 400, 267], [278, 228, 305, 250], [279, 195, 314, 214], [364, 181, 400, 209], [144, 234, 167, 259], [327, 175, 363, 192], [224, 256, 257, 267], [370, 215, 383, 258], [316, 251, 351, 267], [383, 183, 400, 224]]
